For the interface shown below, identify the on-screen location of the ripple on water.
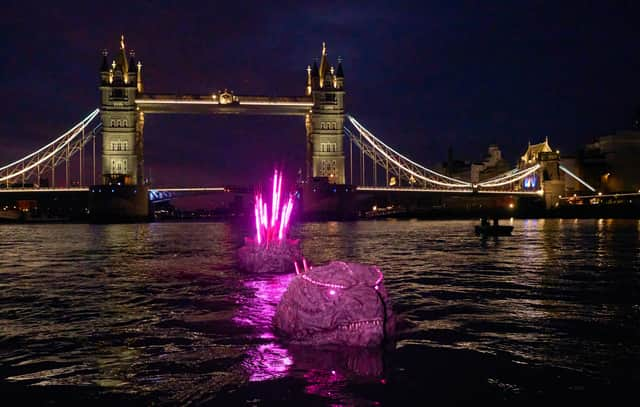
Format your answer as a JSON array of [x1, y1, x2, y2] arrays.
[[0, 219, 639, 404]]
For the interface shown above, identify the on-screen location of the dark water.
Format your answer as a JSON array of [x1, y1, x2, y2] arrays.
[[1, 219, 639, 405]]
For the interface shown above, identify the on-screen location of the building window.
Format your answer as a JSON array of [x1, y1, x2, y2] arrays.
[[321, 160, 329, 176], [111, 141, 128, 151], [110, 119, 115, 127], [325, 93, 336, 102], [320, 142, 337, 153], [111, 159, 128, 174], [123, 119, 128, 127]]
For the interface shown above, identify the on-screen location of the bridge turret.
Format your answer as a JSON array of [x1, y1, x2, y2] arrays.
[[335, 57, 344, 89], [310, 60, 319, 89], [91, 35, 148, 221], [99, 49, 110, 84], [99, 34, 142, 186], [518, 138, 565, 209], [308, 42, 346, 184]]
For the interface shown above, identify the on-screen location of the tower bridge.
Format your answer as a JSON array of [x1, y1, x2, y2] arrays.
[[0, 36, 604, 221]]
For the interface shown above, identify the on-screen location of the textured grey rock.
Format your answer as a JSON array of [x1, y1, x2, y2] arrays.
[[238, 238, 302, 274], [274, 261, 395, 347]]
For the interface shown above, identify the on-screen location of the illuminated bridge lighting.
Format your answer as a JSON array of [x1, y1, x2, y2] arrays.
[[559, 165, 596, 192], [151, 187, 226, 192], [356, 186, 474, 193], [0, 187, 89, 193], [0, 109, 100, 182], [346, 116, 472, 188], [239, 101, 313, 107], [477, 164, 541, 188]]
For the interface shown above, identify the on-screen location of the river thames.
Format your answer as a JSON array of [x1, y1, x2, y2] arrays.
[[1, 219, 639, 405]]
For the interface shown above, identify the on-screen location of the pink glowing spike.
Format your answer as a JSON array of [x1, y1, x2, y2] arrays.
[[280, 195, 294, 238], [254, 198, 262, 244], [302, 258, 309, 273], [271, 170, 279, 227], [252, 168, 296, 246], [278, 195, 290, 241], [294, 261, 300, 275], [276, 171, 283, 224]]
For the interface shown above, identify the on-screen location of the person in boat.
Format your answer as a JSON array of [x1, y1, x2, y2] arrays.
[[492, 217, 499, 226], [481, 217, 489, 227]]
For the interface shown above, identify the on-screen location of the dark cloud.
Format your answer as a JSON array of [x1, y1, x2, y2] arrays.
[[1, 1, 638, 189]]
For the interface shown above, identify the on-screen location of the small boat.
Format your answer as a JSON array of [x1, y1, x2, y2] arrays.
[[0, 208, 24, 222], [475, 223, 514, 236]]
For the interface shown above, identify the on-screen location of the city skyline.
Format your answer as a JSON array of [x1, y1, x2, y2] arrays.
[[1, 1, 639, 187]]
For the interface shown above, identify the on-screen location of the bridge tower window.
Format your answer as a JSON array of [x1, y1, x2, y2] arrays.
[[110, 159, 128, 174], [111, 141, 128, 151], [110, 119, 115, 127]]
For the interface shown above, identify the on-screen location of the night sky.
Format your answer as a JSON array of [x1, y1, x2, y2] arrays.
[[2, 1, 639, 190]]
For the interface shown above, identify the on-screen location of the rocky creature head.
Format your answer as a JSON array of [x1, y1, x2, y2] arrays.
[[274, 261, 395, 347]]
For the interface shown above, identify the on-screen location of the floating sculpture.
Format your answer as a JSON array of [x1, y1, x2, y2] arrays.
[[274, 260, 395, 347], [238, 169, 302, 273]]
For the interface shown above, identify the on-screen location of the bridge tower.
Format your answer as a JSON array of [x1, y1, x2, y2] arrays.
[[519, 138, 564, 209], [538, 151, 565, 209], [91, 35, 148, 221], [307, 43, 345, 184], [99, 35, 144, 186]]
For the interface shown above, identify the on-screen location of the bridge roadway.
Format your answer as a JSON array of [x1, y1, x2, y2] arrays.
[[0, 186, 541, 198], [136, 94, 313, 115]]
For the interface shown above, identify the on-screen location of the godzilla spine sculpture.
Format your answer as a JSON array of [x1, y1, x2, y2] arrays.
[[238, 169, 302, 273], [274, 259, 395, 347]]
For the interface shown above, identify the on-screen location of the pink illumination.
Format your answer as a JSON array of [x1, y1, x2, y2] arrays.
[[374, 267, 383, 286], [254, 202, 262, 245], [254, 169, 295, 246], [329, 289, 336, 296], [300, 273, 348, 289]]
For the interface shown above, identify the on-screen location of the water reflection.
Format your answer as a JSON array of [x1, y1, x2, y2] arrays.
[[234, 273, 294, 382], [1, 220, 639, 404], [233, 270, 386, 404]]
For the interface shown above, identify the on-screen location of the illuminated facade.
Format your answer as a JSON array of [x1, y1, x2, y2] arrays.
[[98, 38, 346, 187], [99, 35, 143, 185], [307, 43, 346, 184]]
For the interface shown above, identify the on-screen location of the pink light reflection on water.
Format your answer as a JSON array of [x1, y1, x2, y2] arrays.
[[232, 273, 295, 382]]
